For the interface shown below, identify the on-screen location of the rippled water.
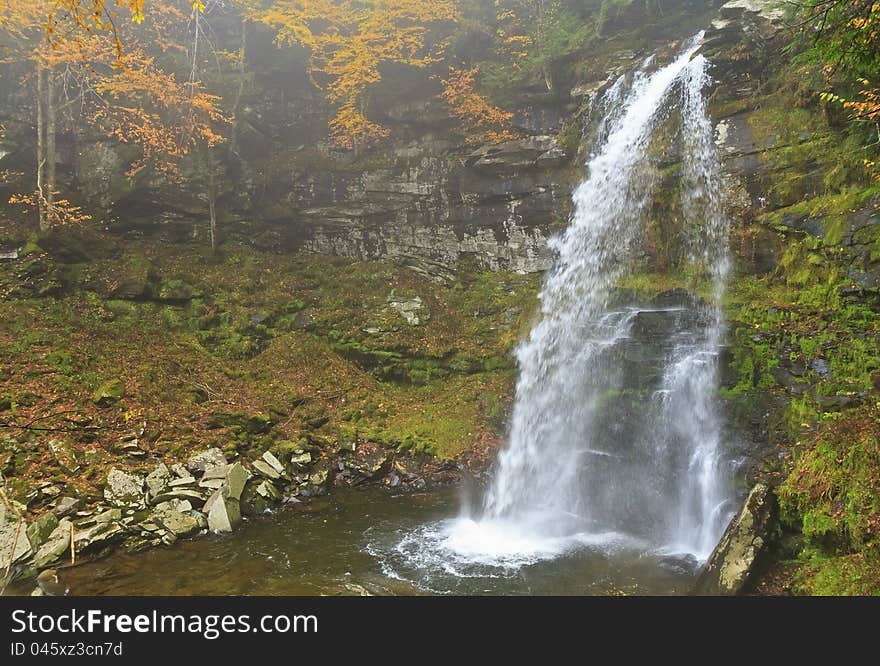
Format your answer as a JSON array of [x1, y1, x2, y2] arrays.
[[34, 488, 696, 596]]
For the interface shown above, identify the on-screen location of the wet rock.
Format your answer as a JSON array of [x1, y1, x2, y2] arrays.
[[254, 480, 281, 501], [33, 519, 72, 569], [186, 448, 227, 475], [349, 453, 392, 484], [692, 484, 776, 596], [770, 367, 809, 395], [720, 0, 785, 24], [224, 462, 249, 501], [92, 379, 125, 406], [309, 469, 329, 488], [240, 481, 271, 516], [26, 512, 59, 551], [340, 583, 374, 596], [74, 521, 124, 551], [152, 499, 201, 538], [815, 393, 864, 411], [104, 469, 145, 508], [658, 553, 700, 576], [207, 497, 241, 533], [36, 569, 66, 596], [468, 135, 560, 174]]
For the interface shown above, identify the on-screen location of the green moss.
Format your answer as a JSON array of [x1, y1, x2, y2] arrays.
[[0, 240, 538, 472], [793, 550, 880, 595]]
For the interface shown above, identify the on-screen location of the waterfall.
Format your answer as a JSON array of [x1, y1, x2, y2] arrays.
[[457, 33, 730, 562], [388, 34, 735, 581]]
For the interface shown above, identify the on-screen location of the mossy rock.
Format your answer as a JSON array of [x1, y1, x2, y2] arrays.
[[93, 379, 125, 406], [207, 411, 274, 435], [156, 278, 198, 303]]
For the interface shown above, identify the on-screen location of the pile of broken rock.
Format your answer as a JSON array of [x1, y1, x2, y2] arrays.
[[1, 447, 332, 593]]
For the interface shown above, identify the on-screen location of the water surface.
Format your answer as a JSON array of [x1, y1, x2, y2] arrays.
[[48, 487, 696, 596]]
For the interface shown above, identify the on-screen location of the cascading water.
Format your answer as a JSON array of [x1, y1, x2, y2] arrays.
[[382, 33, 736, 588]]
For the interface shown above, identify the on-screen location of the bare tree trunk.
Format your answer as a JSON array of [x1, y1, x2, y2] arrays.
[[207, 148, 217, 253], [229, 17, 247, 156], [35, 62, 47, 232], [46, 67, 56, 213], [543, 65, 554, 93]]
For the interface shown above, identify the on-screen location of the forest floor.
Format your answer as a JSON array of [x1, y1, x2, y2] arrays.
[[0, 231, 540, 544]]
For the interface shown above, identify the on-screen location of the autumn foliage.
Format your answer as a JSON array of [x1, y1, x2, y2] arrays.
[[8, 191, 93, 226], [801, 0, 880, 181], [254, 0, 458, 149], [0, 0, 227, 228], [92, 51, 229, 179], [442, 67, 517, 145]]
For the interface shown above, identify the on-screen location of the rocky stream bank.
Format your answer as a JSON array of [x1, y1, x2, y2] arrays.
[[2, 440, 464, 596]]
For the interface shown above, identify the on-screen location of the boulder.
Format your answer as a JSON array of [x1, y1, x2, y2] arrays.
[[26, 512, 59, 551], [104, 468, 145, 508], [692, 484, 776, 595], [169, 477, 197, 487], [33, 519, 72, 569], [207, 497, 241, 533], [224, 462, 249, 501], [261, 451, 285, 476], [290, 452, 312, 466], [152, 499, 201, 538], [252, 459, 281, 480], [309, 469, 330, 488], [149, 488, 206, 505], [36, 569, 65, 596], [387, 295, 427, 326], [145, 463, 172, 498], [92, 379, 125, 406], [0, 505, 31, 566], [155, 278, 198, 302], [51, 496, 80, 518], [202, 464, 229, 481], [185, 448, 227, 475], [94, 508, 122, 524], [255, 480, 281, 501], [73, 521, 124, 551], [240, 481, 271, 516]]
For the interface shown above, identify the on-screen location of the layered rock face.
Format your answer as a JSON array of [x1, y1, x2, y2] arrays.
[[289, 135, 568, 276]]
